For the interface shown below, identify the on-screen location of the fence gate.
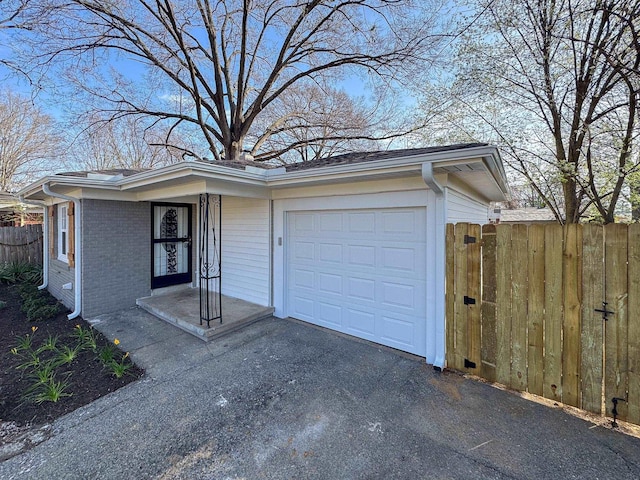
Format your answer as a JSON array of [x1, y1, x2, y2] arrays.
[[446, 223, 640, 427]]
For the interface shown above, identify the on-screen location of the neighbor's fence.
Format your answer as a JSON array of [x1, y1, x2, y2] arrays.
[[446, 222, 640, 427], [0, 224, 43, 265]]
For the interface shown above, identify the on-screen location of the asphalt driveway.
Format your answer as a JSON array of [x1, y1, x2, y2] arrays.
[[1, 308, 639, 479]]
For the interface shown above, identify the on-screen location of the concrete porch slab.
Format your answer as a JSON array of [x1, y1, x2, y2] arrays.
[[136, 288, 274, 342]]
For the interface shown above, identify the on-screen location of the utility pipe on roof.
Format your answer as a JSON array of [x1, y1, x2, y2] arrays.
[[18, 196, 48, 291], [42, 183, 82, 320]]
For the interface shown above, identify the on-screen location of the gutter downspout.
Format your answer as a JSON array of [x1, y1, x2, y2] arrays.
[[18, 196, 48, 291], [422, 163, 447, 370], [42, 183, 82, 320]]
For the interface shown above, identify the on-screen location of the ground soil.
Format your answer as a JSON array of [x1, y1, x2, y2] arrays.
[[0, 281, 143, 438]]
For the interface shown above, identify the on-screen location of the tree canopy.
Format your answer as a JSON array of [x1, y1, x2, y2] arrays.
[[3, 0, 447, 163], [421, 0, 640, 223]]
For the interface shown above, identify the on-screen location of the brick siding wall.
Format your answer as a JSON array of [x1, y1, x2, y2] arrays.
[[81, 199, 151, 318]]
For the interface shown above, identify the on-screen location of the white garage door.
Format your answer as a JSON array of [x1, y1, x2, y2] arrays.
[[286, 208, 427, 356]]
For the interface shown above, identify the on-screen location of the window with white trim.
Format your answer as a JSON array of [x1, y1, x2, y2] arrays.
[[58, 204, 68, 262]]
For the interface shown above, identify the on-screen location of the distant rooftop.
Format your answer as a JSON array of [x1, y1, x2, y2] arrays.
[[500, 207, 558, 223]]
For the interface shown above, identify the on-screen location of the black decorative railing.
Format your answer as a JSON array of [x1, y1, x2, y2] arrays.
[[199, 193, 222, 327]]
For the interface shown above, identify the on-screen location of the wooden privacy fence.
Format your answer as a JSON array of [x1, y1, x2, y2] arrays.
[[0, 224, 43, 265], [446, 222, 640, 427]]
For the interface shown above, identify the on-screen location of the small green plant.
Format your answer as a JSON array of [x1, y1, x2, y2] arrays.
[[55, 344, 81, 365], [37, 335, 59, 354], [28, 361, 57, 386], [13, 329, 36, 353], [30, 375, 72, 404], [107, 352, 133, 379], [72, 324, 98, 351], [17, 349, 43, 371], [98, 344, 116, 364], [0, 300, 6, 309]]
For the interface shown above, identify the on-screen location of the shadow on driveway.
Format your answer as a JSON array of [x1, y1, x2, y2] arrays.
[[1, 308, 639, 479]]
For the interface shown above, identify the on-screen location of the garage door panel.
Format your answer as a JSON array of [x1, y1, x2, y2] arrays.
[[381, 314, 420, 349], [347, 245, 376, 266], [381, 210, 419, 235], [346, 308, 376, 336], [318, 272, 343, 294], [318, 302, 342, 328], [381, 246, 418, 270], [381, 282, 420, 310], [292, 268, 315, 289], [287, 208, 427, 357], [347, 277, 376, 301], [348, 212, 376, 233], [291, 296, 314, 318], [293, 241, 315, 260], [319, 212, 343, 232], [293, 213, 315, 232], [319, 243, 343, 263]]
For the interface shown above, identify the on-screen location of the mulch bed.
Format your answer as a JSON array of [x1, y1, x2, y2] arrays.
[[0, 281, 143, 433]]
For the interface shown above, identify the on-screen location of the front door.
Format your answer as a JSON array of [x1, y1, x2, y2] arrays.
[[151, 203, 192, 289]]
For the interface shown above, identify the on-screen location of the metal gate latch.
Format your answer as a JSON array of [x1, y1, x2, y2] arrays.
[[611, 397, 627, 428], [594, 302, 614, 321]]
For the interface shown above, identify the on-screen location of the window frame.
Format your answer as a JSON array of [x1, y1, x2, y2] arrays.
[[57, 203, 68, 263]]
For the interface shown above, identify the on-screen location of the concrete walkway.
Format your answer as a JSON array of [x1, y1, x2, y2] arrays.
[[1, 307, 639, 479]]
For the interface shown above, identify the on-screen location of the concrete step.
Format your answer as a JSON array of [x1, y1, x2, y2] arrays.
[[136, 291, 274, 342]]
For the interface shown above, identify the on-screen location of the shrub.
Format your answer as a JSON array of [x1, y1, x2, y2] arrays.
[[0, 262, 42, 285], [19, 284, 62, 322]]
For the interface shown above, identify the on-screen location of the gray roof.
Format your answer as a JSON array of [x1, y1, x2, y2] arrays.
[[56, 168, 148, 178], [53, 143, 492, 178], [283, 143, 489, 172], [500, 207, 558, 223]]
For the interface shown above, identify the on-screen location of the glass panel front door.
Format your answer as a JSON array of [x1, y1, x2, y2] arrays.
[[152, 203, 192, 288]]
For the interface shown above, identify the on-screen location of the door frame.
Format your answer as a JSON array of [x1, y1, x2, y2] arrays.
[[151, 202, 193, 289]]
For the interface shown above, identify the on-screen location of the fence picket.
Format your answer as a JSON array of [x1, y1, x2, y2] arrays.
[[511, 224, 528, 391], [628, 224, 640, 425], [466, 223, 482, 373], [453, 223, 469, 371], [544, 224, 564, 402], [481, 224, 497, 382], [562, 225, 582, 407], [605, 224, 629, 421], [581, 224, 604, 415], [495, 225, 512, 386], [527, 224, 545, 396]]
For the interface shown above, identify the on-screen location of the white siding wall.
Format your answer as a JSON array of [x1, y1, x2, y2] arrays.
[[447, 189, 490, 224], [219, 196, 270, 305]]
